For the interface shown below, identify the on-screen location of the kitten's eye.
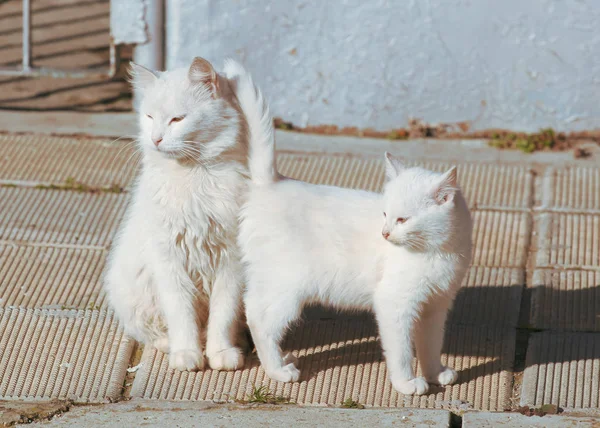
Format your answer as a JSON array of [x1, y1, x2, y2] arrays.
[[396, 217, 409, 224], [383, 212, 387, 217], [146, 114, 153, 120], [169, 116, 185, 124]]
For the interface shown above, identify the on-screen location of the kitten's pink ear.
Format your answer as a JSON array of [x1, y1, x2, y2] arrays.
[[129, 62, 158, 91], [189, 57, 219, 97], [384, 152, 405, 180], [434, 166, 458, 204]]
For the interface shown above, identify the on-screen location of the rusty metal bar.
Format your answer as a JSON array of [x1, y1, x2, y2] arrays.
[[0, 66, 115, 78], [22, 0, 32, 71]]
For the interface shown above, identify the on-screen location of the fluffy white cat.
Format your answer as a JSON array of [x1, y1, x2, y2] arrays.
[[105, 57, 252, 371], [235, 82, 473, 395]]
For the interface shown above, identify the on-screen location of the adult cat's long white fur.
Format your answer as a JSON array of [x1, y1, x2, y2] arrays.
[[235, 78, 473, 394], [105, 57, 251, 371]]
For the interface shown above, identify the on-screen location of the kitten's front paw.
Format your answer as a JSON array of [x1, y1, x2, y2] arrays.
[[169, 349, 205, 371], [266, 361, 301, 383], [207, 347, 245, 371], [436, 367, 458, 386], [392, 376, 429, 395]]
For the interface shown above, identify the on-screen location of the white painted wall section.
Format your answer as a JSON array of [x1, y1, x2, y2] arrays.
[[128, 0, 600, 131]]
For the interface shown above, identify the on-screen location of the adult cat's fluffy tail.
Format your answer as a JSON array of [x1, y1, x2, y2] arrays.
[[224, 59, 277, 185]]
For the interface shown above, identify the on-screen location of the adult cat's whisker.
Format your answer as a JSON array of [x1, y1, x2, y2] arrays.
[[111, 139, 140, 184]]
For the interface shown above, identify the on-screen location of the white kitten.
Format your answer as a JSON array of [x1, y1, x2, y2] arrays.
[[104, 57, 251, 371], [235, 85, 473, 394]]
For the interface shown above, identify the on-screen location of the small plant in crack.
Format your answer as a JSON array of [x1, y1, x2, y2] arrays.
[[341, 398, 365, 409], [247, 386, 293, 404]]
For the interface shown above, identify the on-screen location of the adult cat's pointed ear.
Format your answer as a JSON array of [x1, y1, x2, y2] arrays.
[[434, 166, 458, 204], [189, 57, 219, 97], [384, 152, 405, 180], [129, 62, 158, 91]]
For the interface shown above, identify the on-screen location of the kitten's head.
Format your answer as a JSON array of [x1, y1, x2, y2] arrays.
[[381, 152, 460, 251], [130, 57, 238, 161]]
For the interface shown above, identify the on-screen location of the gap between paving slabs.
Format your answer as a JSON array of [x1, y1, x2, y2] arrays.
[[517, 164, 600, 411]]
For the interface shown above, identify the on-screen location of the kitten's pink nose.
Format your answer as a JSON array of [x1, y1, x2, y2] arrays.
[[382, 231, 390, 239], [153, 137, 163, 147]]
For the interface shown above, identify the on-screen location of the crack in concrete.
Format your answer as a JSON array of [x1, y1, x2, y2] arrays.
[[0, 400, 72, 427]]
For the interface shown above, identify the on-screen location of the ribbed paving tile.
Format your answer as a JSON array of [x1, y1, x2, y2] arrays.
[[277, 153, 532, 209], [0, 187, 128, 248], [529, 269, 600, 331], [0, 244, 107, 309], [539, 167, 600, 212], [521, 332, 600, 408], [132, 321, 515, 411], [535, 213, 600, 269], [0, 134, 138, 187], [471, 211, 531, 268], [0, 309, 133, 402], [449, 267, 524, 327]]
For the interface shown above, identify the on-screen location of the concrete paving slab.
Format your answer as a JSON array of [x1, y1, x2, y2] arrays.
[[463, 411, 600, 427], [535, 213, 600, 269], [529, 269, 600, 331], [0, 244, 107, 309], [34, 400, 452, 427], [0, 134, 533, 211], [0, 187, 127, 248], [131, 322, 515, 412], [521, 332, 600, 409], [471, 211, 531, 268], [0, 134, 137, 188], [278, 153, 533, 210], [538, 166, 600, 213], [0, 309, 133, 402], [449, 267, 524, 327]]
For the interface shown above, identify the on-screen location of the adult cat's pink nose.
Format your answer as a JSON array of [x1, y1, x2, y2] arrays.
[[153, 137, 163, 147], [382, 231, 390, 239]]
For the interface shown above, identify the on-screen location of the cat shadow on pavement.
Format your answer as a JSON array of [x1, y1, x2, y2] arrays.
[[254, 280, 600, 386]]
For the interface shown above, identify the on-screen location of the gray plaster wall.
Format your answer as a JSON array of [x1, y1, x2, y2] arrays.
[[166, 0, 599, 131]]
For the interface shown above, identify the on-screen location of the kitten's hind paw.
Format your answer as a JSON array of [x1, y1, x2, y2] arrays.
[[436, 367, 458, 386], [207, 347, 245, 371], [392, 376, 429, 395], [266, 361, 301, 383], [169, 349, 205, 371]]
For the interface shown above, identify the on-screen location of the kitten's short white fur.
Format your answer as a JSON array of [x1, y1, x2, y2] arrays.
[[105, 57, 253, 371], [235, 80, 473, 394]]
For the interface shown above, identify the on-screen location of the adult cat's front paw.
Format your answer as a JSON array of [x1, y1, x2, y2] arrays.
[[435, 366, 458, 386], [207, 347, 245, 371], [152, 336, 170, 354], [169, 349, 204, 371], [392, 376, 429, 395]]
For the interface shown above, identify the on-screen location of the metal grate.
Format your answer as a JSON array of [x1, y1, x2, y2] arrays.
[[0, 0, 119, 78]]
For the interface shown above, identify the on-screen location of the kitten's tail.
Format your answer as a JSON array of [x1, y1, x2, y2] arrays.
[[224, 59, 277, 185]]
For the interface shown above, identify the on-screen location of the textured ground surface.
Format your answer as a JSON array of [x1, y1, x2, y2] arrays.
[[0, 129, 599, 426]]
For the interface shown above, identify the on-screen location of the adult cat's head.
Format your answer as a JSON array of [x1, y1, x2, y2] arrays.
[[130, 57, 240, 162], [381, 152, 468, 252]]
